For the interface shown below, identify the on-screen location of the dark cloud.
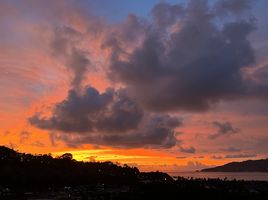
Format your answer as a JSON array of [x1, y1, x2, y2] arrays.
[[29, 87, 143, 134], [179, 146, 196, 154], [224, 154, 256, 158], [28, 0, 267, 150], [220, 146, 242, 152], [209, 121, 240, 139], [105, 0, 260, 112], [215, 0, 255, 15], [29, 11, 184, 149], [29, 86, 182, 148], [92, 114, 181, 148], [56, 113, 181, 149], [117, 14, 146, 44], [176, 156, 187, 159], [51, 26, 90, 90], [151, 2, 184, 28]]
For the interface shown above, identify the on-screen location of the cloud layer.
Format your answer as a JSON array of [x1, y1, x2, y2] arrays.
[[105, 0, 264, 112], [25, 0, 268, 152]]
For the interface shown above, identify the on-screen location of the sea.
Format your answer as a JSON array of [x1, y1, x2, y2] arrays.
[[168, 172, 268, 181]]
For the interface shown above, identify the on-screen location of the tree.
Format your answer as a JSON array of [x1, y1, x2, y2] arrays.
[[58, 153, 73, 160]]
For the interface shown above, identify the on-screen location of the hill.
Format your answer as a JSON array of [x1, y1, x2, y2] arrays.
[[0, 146, 171, 188], [201, 158, 268, 172]]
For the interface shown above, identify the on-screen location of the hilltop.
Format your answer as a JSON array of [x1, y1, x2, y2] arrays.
[[0, 146, 172, 188], [201, 158, 268, 172]]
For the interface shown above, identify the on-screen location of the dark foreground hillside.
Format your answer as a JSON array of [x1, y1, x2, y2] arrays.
[[1, 146, 268, 200]]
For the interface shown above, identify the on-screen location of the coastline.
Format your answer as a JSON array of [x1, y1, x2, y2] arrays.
[[167, 171, 268, 181]]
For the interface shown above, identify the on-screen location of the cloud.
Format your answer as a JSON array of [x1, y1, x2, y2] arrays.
[[176, 156, 187, 159], [252, 64, 268, 85], [224, 154, 256, 158], [28, 4, 184, 149], [151, 2, 184, 28], [209, 121, 240, 139], [104, 0, 264, 112], [211, 155, 224, 159], [220, 146, 242, 152], [185, 161, 211, 171], [215, 0, 255, 15], [29, 86, 182, 149], [20, 131, 31, 144], [194, 156, 204, 159], [51, 26, 90, 90], [52, 113, 181, 149], [26, 0, 268, 151], [31, 141, 45, 147], [29, 87, 142, 133], [179, 146, 196, 154]]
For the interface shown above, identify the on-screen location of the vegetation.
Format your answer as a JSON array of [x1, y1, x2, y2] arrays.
[[0, 146, 140, 188]]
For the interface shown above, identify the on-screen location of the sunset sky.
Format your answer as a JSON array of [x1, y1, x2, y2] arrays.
[[1, 0, 268, 172]]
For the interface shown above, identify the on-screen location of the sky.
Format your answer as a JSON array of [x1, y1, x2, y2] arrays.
[[0, 0, 268, 172]]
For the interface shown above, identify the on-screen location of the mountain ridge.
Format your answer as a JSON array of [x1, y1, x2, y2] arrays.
[[201, 158, 268, 172]]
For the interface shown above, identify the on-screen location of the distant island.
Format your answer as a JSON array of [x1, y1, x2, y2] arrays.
[[1, 146, 268, 200], [201, 158, 268, 172]]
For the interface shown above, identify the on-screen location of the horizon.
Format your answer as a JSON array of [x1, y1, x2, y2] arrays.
[[1, 0, 268, 172], [2, 144, 268, 174]]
